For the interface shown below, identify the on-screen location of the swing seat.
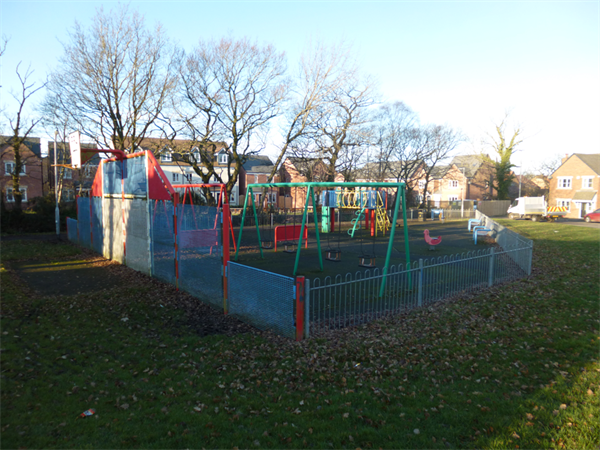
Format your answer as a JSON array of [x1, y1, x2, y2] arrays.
[[359, 255, 376, 268], [325, 249, 342, 262], [261, 239, 273, 249], [283, 241, 297, 253]]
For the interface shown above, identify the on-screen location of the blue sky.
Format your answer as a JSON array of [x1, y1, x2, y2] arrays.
[[1, 1, 598, 172]]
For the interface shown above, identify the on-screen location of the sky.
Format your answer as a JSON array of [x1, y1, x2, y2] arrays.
[[1, 0, 598, 173]]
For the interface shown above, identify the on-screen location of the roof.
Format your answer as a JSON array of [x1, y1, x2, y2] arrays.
[[572, 190, 597, 201], [0, 135, 42, 157], [451, 154, 488, 178], [573, 153, 600, 174], [429, 164, 451, 179], [242, 155, 274, 173], [355, 160, 423, 180]]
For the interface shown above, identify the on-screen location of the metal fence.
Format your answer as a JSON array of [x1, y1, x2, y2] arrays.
[[228, 262, 296, 338], [67, 217, 78, 242], [308, 213, 533, 334], [309, 244, 532, 334]]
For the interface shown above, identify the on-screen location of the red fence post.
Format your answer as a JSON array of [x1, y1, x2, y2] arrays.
[[222, 200, 230, 315], [295, 276, 305, 341]]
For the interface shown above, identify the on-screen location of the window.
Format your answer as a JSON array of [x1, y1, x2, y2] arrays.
[[218, 152, 228, 164], [448, 195, 459, 201], [557, 199, 571, 211], [557, 177, 572, 189], [84, 165, 98, 178], [6, 187, 27, 202], [63, 168, 72, 179], [418, 180, 425, 190], [448, 180, 459, 188], [582, 177, 593, 189], [62, 189, 75, 202], [172, 172, 180, 182], [485, 180, 490, 189], [160, 152, 172, 163], [4, 162, 26, 176], [191, 148, 201, 162]]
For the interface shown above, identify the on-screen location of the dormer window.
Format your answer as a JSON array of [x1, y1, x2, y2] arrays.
[[217, 151, 228, 165], [160, 149, 172, 163], [191, 147, 201, 163]]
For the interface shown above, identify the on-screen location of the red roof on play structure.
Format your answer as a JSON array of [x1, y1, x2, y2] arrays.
[[90, 151, 175, 200]]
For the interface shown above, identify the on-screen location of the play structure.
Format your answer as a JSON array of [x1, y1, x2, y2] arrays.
[[67, 144, 233, 311], [234, 182, 409, 297]]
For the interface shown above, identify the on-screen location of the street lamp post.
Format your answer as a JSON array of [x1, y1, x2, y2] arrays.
[[519, 160, 522, 198], [54, 131, 60, 236]]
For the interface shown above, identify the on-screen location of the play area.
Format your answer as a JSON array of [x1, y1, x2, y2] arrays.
[[66, 146, 532, 340], [230, 184, 496, 282]]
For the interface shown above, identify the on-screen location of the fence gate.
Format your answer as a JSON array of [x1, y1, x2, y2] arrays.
[[227, 262, 296, 338]]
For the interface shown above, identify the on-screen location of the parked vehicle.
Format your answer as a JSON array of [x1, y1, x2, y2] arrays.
[[507, 197, 568, 222], [584, 208, 600, 223]]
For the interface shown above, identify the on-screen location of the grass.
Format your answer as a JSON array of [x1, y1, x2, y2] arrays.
[[1, 221, 599, 449]]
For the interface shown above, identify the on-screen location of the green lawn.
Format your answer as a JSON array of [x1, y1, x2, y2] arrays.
[[1, 221, 598, 449]]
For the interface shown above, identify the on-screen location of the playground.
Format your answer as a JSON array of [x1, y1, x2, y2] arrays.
[[231, 184, 494, 282], [66, 150, 530, 340], [232, 214, 493, 281]]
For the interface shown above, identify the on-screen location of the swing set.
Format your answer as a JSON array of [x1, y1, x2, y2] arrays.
[[235, 182, 410, 297]]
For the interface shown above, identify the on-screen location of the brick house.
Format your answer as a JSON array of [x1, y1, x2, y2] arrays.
[[428, 155, 496, 205], [279, 157, 344, 209], [548, 153, 600, 218], [238, 155, 279, 207], [354, 160, 426, 206], [1, 136, 44, 209]]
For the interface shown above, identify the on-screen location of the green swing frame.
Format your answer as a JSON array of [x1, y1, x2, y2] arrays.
[[234, 182, 410, 297]]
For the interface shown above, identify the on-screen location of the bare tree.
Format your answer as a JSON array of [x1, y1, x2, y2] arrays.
[[534, 153, 563, 189], [39, 98, 87, 202], [291, 60, 376, 182], [179, 36, 288, 198], [268, 42, 357, 183], [419, 124, 464, 208], [369, 101, 423, 185], [1, 62, 46, 212], [45, 4, 179, 151]]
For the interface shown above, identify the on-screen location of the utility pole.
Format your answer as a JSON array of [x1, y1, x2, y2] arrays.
[[54, 131, 60, 236]]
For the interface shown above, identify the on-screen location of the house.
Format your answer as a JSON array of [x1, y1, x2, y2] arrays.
[[548, 153, 600, 219], [354, 160, 426, 206], [428, 155, 496, 205], [238, 155, 279, 207], [1, 136, 44, 209], [279, 157, 344, 209]]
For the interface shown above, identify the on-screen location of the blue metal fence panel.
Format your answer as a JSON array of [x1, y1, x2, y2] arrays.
[[177, 204, 223, 308], [123, 155, 147, 196], [150, 200, 176, 285], [228, 262, 295, 338], [67, 217, 78, 243], [77, 197, 91, 249], [103, 160, 122, 195], [91, 197, 103, 254]]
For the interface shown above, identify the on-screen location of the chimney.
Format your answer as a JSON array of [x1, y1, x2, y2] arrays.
[[561, 153, 569, 164]]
